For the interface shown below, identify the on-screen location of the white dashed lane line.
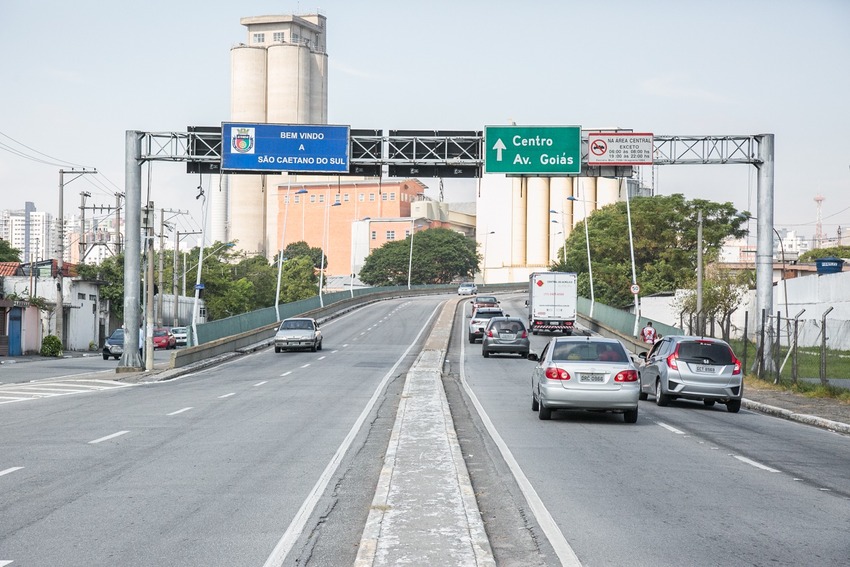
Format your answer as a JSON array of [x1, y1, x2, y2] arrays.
[[254, 381, 268, 386], [733, 455, 781, 473], [280, 371, 292, 377], [0, 467, 24, 478], [167, 407, 193, 416], [657, 422, 686, 435], [218, 393, 236, 399], [88, 431, 129, 445]]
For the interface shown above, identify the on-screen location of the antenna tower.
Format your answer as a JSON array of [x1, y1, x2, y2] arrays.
[[814, 194, 825, 248]]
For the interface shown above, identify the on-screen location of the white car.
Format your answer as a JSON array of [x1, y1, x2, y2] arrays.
[[457, 282, 478, 295], [170, 326, 188, 346], [274, 317, 323, 353]]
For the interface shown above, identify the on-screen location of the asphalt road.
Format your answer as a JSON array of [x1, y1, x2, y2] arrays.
[[0, 347, 174, 385], [3, 292, 849, 567], [0, 297, 440, 567], [451, 294, 850, 566]]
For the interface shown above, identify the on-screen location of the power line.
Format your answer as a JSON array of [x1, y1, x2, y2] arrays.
[[0, 130, 91, 168]]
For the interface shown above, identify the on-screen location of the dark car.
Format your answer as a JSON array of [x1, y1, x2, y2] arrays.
[[481, 317, 530, 358], [102, 328, 124, 360]]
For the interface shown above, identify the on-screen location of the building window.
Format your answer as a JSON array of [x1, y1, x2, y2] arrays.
[[369, 193, 376, 202], [343, 193, 350, 202], [386, 230, 396, 240], [319, 194, 325, 203], [371, 231, 376, 240], [253, 33, 265, 44], [77, 293, 86, 300], [334, 194, 341, 204], [389, 192, 396, 201], [89, 294, 96, 301], [382, 193, 388, 201], [283, 195, 289, 204], [359, 193, 365, 202], [310, 194, 317, 203], [273, 32, 285, 42], [405, 230, 411, 238], [294, 196, 300, 204]]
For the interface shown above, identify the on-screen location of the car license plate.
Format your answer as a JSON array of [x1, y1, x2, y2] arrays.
[[499, 332, 516, 340], [580, 373, 605, 383], [695, 365, 716, 374]]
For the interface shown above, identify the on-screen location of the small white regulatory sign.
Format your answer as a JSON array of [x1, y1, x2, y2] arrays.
[[588, 132, 654, 165], [630, 283, 641, 294]]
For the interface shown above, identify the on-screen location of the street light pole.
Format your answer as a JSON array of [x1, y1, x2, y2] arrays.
[[623, 182, 640, 336], [275, 187, 308, 320], [407, 220, 416, 290], [567, 189, 595, 318], [696, 210, 704, 334], [318, 193, 340, 307], [483, 230, 495, 283]]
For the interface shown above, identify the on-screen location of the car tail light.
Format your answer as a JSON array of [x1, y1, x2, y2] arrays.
[[614, 370, 638, 382], [731, 355, 742, 375], [666, 347, 679, 370], [520, 330, 528, 338], [486, 329, 494, 338], [544, 366, 570, 380]]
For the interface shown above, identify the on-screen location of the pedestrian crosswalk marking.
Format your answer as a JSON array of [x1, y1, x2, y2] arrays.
[[0, 379, 135, 404]]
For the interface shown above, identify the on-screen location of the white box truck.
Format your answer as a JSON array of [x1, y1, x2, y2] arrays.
[[527, 271, 578, 335]]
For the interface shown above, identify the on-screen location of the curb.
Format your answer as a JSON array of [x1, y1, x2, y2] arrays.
[[742, 398, 850, 435]]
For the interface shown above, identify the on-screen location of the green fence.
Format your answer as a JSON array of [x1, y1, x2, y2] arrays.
[[577, 296, 682, 338]]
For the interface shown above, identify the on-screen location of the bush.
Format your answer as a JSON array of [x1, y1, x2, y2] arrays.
[[41, 335, 62, 357]]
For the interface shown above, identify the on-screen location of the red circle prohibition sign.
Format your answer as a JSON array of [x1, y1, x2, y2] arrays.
[[590, 139, 608, 156]]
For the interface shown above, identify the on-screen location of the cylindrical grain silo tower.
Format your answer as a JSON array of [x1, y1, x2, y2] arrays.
[[596, 177, 620, 208], [511, 177, 527, 267], [229, 45, 268, 255], [267, 44, 302, 123], [549, 177, 571, 263], [310, 51, 328, 123], [526, 177, 550, 267]]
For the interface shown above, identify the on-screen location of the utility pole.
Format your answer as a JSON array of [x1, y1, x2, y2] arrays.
[[78, 200, 119, 262], [57, 168, 96, 349], [79, 192, 91, 260], [115, 192, 123, 255], [174, 230, 201, 327], [143, 201, 155, 371], [156, 208, 188, 327]]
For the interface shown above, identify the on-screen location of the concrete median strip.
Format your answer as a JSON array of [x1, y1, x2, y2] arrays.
[[356, 298, 495, 567]]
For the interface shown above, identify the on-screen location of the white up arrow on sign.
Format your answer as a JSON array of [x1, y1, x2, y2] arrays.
[[492, 138, 507, 161]]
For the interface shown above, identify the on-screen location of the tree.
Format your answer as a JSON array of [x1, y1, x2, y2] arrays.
[[279, 256, 319, 302], [799, 246, 850, 262], [0, 238, 21, 262], [359, 228, 478, 286], [283, 241, 327, 269], [675, 264, 754, 340], [76, 254, 125, 320], [551, 194, 748, 307]]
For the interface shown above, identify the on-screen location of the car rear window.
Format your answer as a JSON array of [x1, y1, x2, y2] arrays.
[[490, 320, 525, 333], [474, 311, 503, 320], [552, 341, 628, 363], [677, 341, 734, 364]]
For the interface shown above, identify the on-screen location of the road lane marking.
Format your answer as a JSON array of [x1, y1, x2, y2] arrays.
[[317, 356, 326, 360], [280, 371, 292, 377], [264, 302, 442, 567], [459, 328, 581, 567], [218, 393, 236, 399], [167, 407, 193, 416], [733, 456, 780, 473], [0, 560, 13, 566], [254, 381, 268, 386], [0, 467, 24, 478], [657, 422, 686, 435], [89, 431, 129, 444], [299, 364, 310, 369]]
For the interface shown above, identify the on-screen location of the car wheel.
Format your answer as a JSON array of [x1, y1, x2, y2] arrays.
[[317, 339, 323, 351], [531, 393, 539, 411], [703, 399, 716, 407], [639, 392, 648, 401], [103, 353, 109, 360], [538, 403, 552, 421], [482, 349, 489, 358], [655, 380, 669, 407], [520, 351, 529, 358], [275, 347, 281, 353], [726, 399, 742, 413], [624, 407, 639, 423], [114, 355, 120, 360], [468, 333, 475, 344], [311, 342, 317, 352]]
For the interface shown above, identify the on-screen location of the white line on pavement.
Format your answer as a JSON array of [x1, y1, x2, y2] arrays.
[[218, 393, 236, 399], [0, 467, 24, 478], [0, 559, 13, 566], [280, 371, 292, 377], [657, 422, 686, 435], [299, 364, 310, 369], [317, 356, 326, 360], [167, 407, 193, 416], [88, 431, 129, 444], [254, 381, 268, 386], [733, 455, 781, 473]]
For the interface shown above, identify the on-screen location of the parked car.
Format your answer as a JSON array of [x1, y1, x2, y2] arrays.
[[274, 317, 322, 353], [170, 326, 188, 347], [637, 335, 743, 412], [471, 295, 499, 310], [457, 282, 478, 295], [529, 337, 639, 423], [102, 328, 124, 360], [481, 317, 530, 358], [468, 307, 507, 343], [152, 328, 177, 349]]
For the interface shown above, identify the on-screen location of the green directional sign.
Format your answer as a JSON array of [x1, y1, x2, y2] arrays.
[[484, 125, 581, 175]]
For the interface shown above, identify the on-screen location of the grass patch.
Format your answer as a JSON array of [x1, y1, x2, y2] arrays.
[[729, 338, 850, 385], [744, 375, 850, 404]]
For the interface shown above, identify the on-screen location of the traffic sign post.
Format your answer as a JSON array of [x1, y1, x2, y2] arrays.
[[588, 132, 653, 165], [484, 125, 581, 175], [221, 122, 350, 174]]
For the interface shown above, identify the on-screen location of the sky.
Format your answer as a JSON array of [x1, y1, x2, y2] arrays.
[[2, 0, 849, 248]]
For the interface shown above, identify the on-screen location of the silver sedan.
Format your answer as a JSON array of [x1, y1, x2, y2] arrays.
[[529, 337, 640, 423], [274, 318, 323, 353]]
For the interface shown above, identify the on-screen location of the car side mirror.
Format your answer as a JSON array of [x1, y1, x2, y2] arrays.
[[524, 300, 528, 306], [504, 313, 510, 317], [527, 352, 539, 362], [638, 352, 647, 359]]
